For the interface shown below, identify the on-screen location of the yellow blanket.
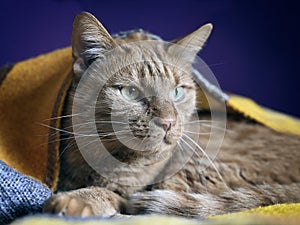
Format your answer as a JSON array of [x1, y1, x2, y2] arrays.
[[0, 47, 72, 190], [10, 204, 300, 225], [0, 47, 299, 224]]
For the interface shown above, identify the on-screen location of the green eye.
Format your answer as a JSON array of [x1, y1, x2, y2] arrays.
[[172, 87, 185, 102], [120, 86, 141, 101]]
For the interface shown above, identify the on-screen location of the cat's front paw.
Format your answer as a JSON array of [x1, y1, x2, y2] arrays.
[[43, 187, 126, 217], [43, 193, 94, 217]]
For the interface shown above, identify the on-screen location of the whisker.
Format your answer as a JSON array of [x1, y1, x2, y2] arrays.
[[61, 120, 132, 129], [100, 136, 128, 142], [66, 121, 134, 126], [42, 113, 84, 121], [36, 122, 87, 137], [183, 130, 211, 135], [70, 138, 100, 154], [99, 130, 129, 138], [59, 139, 78, 158], [111, 136, 138, 153], [59, 134, 131, 158], [180, 133, 228, 188], [44, 120, 134, 139], [183, 120, 233, 134], [58, 133, 129, 158], [137, 136, 147, 149], [46, 130, 130, 145], [47, 136, 75, 145], [37, 122, 116, 137], [200, 123, 234, 134], [95, 121, 131, 125], [184, 120, 223, 124], [58, 131, 132, 158], [177, 142, 209, 193]]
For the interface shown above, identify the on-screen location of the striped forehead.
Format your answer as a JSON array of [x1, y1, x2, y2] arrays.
[[131, 50, 181, 86], [112, 31, 193, 87]]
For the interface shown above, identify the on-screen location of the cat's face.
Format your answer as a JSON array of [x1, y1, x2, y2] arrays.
[[71, 12, 212, 157], [97, 56, 196, 152]]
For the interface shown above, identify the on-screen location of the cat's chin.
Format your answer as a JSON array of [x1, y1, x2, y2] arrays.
[[163, 136, 177, 145], [156, 136, 179, 151], [140, 135, 178, 154]]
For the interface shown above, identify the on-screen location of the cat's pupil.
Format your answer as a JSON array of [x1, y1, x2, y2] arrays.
[[172, 87, 184, 102], [128, 87, 136, 95], [175, 88, 178, 96]]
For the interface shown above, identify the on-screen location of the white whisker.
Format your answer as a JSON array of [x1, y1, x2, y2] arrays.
[[183, 130, 211, 135], [47, 136, 75, 145], [96, 121, 131, 125], [42, 113, 84, 121], [99, 130, 129, 138], [180, 133, 228, 188], [183, 120, 221, 124], [177, 142, 209, 193], [200, 123, 233, 133], [37, 122, 113, 137], [59, 138, 79, 158]]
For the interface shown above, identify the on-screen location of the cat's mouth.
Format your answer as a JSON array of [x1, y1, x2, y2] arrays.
[[163, 131, 176, 144], [162, 124, 183, 145], [122, 117, 182, 149]]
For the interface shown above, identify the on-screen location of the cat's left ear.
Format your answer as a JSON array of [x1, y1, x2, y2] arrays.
[[173, 23, 213, 59], [71, 12, 117, 78]]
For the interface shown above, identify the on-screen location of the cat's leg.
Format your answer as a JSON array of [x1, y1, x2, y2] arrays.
[[127, 183, 300, 218], [43, 186, 127, 217]]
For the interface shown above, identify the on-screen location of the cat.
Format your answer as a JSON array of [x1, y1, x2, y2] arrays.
[[43, 12, 300, 218]]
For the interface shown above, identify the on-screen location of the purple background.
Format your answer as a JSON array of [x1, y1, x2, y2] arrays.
[[1, 0, 299, 117]]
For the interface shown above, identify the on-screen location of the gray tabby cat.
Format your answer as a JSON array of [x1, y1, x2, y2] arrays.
[[43, 12, 300, 218]]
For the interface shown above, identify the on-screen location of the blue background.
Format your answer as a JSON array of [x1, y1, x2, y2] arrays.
[[1, 0, 299, 117]]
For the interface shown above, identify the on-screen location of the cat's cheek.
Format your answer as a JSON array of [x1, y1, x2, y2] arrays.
[[173, 118, 184, 138]]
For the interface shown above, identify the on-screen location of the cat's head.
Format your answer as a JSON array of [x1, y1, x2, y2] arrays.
[[71, 12, 212, 159]]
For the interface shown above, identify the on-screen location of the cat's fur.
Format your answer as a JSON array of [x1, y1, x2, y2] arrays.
[[43, 12, 300, 218]]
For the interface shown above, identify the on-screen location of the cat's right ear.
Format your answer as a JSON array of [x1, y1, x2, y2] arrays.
[[71, 12, 117, 79]]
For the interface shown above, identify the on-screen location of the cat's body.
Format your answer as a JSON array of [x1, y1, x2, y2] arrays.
[[43, 12, 300, 218]]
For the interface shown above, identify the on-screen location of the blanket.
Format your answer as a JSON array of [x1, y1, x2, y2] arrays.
[[0, 160, 51, 224], [0, 48, 299, 224]]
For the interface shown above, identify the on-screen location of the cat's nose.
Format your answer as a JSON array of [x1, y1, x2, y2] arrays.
[[156, 118, 176, 132]]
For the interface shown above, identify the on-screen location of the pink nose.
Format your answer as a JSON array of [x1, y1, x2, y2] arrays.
[[156, 118, 176, 131]]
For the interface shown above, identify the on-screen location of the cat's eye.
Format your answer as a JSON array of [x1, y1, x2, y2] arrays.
[[172, 87, 185, 102], [119, 86, 141, 101]]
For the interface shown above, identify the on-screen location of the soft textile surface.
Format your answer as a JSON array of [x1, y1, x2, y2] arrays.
[[0, 48, 299, 224], [227, 95, 300, 136], [0, 160, 52, 224], [0, 47, 72, 191], [10, 206, 300, 225]]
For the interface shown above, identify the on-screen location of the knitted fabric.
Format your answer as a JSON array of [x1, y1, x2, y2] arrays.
[[0, 160, 52, 224]]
